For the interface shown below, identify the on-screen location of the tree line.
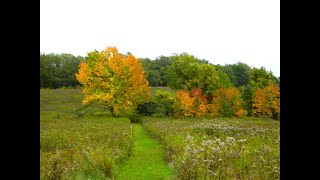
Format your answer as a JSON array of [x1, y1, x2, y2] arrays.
[[40, 53, 86, 88], [40, 52, 279, 89], [40, 50, 280, 119], [138, 53, 280, 119]]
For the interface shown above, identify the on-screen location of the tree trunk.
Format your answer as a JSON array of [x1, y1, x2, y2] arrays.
[[110, 106, 118, 117]]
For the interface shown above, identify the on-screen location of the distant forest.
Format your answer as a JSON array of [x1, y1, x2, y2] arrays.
[[40, 53, 279, 89]]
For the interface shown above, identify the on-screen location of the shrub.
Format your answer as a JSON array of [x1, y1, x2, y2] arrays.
[[175, 88, 207, 117], [136, 101, 157, 116], [154, 90, 175, 116], [252, 81, 280, 119], [126, 112, 141, 123], [212, 87, 246, 117]]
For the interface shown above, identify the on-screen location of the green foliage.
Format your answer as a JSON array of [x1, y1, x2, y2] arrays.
[[137, 87, 175, 116], [136, 101, 157, 116], [40, 53, 85, 88], [250, 67, 279, 90], [214, 68, 233, 89], [151, 86, 173, 96], [216, 62, 251, 87], [220, 100, 234, 116], [167, 53, 202, 90], [140, 56, 172, 86], [167, 53, 231, 97], [126, 112, 142, 123], [154, 90, 175, 116], [240, 85, 254, 116]]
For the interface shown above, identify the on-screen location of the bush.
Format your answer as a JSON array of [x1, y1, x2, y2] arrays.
[[154, 90, 175, 116], [136, 101, 157, 116], [74, 109, 85, 117], [252, 81, 280, 119], [126, 112, 141, 123], [175, 88, 207, 117], [212, 87, 246, 117]]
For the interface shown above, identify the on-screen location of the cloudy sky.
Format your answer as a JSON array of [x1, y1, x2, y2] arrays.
[[41, 0, 280, 77]]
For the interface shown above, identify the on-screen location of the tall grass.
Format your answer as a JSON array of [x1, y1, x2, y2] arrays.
[[143, 117, 280, 179], [40, 89, 133, 179]]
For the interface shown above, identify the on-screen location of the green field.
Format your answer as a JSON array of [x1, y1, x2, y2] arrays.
[[40, 88, 279, 179]]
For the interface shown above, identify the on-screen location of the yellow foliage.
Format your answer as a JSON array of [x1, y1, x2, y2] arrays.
[[235, 109, 246, 117], [252, 81, 280, 119], [76, 47, 151, 116], [211, 87, 246, 117]]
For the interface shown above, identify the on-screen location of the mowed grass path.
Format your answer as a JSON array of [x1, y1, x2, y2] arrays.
[[115, 124, 175, 179]]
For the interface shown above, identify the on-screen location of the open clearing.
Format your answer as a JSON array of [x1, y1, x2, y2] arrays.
[[40, 89, 279, 179]]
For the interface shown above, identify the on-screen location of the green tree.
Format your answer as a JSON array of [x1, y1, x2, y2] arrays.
[[250, 67, 279, 90], [167, 53, 203, 91], [215, 62, 251, 87], [140, 56, 173, 86], [40, 53, 84, 88], [167, 53, 231, 99]]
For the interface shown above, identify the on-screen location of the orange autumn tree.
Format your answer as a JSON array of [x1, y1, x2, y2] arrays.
[[252, 81, 280, 119], [76, 47, 151, 116], [209, 87, 246, 117], [175, 88, 207, 117]]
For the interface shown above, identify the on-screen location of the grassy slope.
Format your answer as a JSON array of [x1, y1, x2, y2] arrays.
[[40, 89, 133, 179], [41, 88, 175, 179], [115, 124, 175, 179]]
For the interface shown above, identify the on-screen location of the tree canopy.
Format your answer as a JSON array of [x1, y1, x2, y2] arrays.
[[40, 53, 85, 88], [76, 47, 151, 116], [40, 50, 280, 119], [167, 53, 232, 97]]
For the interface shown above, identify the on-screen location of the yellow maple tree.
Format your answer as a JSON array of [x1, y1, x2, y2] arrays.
[[76, 47, 151, 116]]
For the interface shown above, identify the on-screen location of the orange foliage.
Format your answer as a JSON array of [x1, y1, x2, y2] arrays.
[[234, 108, 246, 117], [252, 81, 280, 119], [76, 47, 151, 116], [210, 87, 246, 117], [175, 88, 207, 117]]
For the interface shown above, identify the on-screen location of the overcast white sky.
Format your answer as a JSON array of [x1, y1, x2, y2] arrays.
[[41, 0, 280, 77]]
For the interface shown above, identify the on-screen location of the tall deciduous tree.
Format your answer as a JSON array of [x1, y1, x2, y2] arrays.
[[215, 62, 251, 87], [167, 53, 231, 98], [175, 88, 208, 117], [210, 87, 246, 117], [250, 67, 279, 90], [40, 53, 84, 88], [252, 81, 280, 119], [76, 47, 151, 116]]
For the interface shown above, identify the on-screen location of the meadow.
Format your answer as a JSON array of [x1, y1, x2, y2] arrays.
[[143, 117, 280, 179], [40, 89, 133, 179], [40, 88, 279, 179]]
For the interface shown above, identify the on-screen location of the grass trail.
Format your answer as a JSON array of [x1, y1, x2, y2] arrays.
[[115, 124, 175, 179]]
